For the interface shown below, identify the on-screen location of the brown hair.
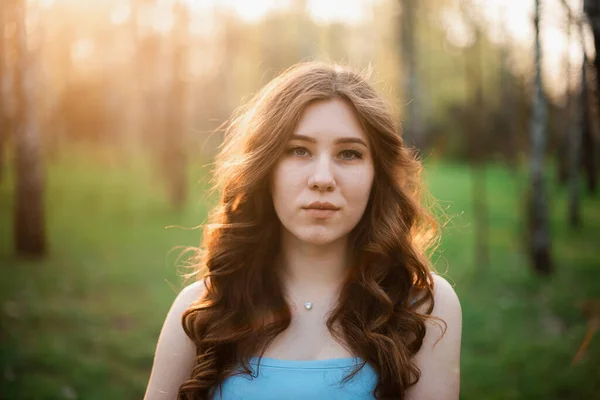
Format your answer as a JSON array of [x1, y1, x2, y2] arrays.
[[178, 62, 442, 399]]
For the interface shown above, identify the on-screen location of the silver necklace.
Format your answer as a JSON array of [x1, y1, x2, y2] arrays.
[[286, 291, 313, 310]]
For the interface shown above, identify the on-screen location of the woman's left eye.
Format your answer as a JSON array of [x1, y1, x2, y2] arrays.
[[339, 150, 363, 160]]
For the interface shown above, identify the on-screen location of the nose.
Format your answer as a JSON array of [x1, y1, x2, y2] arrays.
[[307, 155, 336, 192]]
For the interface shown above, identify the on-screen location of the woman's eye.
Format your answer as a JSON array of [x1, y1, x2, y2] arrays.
[[290, 147, 310, 157], [339, 150, 362, 160]]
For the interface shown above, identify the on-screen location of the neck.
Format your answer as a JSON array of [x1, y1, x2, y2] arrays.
[[276, 229, 351, 298]]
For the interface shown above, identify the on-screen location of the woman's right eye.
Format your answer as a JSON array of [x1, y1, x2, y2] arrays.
[[289, 147, 310, 157]]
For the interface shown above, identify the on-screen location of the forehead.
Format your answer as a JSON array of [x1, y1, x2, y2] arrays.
[[293, 99, 367, 141]]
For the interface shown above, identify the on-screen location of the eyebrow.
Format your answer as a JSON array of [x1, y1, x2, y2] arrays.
[[290, 134, 368, 147]]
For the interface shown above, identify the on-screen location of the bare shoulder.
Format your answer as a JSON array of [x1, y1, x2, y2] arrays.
[[414, 272, 461, 319], [406, 273, 462, 400], [178, 279, 208, 306], [430, 273, 461, 320], [144, 279, 207, 400], [164, 279, 208, 326]]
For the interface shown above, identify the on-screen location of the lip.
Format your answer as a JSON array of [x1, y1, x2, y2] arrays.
[[303, 201, 340, 211], [303, 208, 338, 219], [302, 202, 340, 219]]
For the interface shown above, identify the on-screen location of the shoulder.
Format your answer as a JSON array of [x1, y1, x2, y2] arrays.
[[430, 273, 461, 318], [144, 279, 208, 399], [159, 278, 208, 347], [413, 273, 461, 319], [426, 273, 462, 342], [178, 279, 208, 306], [406, 272, 462, 399], [166, 279, 207, 322]]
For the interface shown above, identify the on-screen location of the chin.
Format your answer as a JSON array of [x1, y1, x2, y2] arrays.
[[294, 227, 344, 246]]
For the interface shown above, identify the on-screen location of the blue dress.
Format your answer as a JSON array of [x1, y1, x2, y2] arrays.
[[212, 356, 378, 400], [211, 295, 420, 399]]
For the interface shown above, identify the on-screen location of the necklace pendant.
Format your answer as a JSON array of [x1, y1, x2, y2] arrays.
[[304, 301, 313, 310]]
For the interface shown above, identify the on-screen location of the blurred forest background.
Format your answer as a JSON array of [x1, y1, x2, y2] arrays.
[[1, 0, 599, 399]]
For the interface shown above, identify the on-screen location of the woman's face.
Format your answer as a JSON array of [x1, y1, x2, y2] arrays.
[[271, 99, 375, 246]]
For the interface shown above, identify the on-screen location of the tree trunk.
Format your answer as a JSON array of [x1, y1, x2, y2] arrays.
[[0, 2, 9, 185], [13, 0, 46, 256], [529, 0, 552, 274], [162, 2, 189, 211], [569, 15, 589, 227], [583, 0, 599, 192], [499, 42, 519, 172], [558, 3, 572, 186], [123, 0, 144, 162], [137, 2, 168, 202], [469, 29, 489, 270], [400, 0, 423, 150], [581, 93, 597, 193]]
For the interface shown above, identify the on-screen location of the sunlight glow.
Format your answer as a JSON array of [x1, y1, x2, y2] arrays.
[[71, 38, 94, 61], [183, 0, 369, 24], [184, 0, 286, 22], [227, 0, 277, 22], [38, 0, 56, 7], [110, 3, 131, 25], [307, 0, 370, 24], [36, 0, 595, 98]]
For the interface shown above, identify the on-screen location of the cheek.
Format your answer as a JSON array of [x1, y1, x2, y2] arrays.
[[270, 161, 305, 207], [343, 166, 374, 205]]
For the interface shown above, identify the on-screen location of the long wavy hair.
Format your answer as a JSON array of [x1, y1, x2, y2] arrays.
[[179, 62, 443, 400]]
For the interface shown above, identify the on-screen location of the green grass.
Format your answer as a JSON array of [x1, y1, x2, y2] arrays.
[[0, 153, 598, 399]]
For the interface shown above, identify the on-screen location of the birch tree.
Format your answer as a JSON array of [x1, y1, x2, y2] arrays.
[[528, 0, 552, 274]]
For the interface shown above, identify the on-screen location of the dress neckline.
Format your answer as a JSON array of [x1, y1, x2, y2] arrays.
[[248, 356, 363, 369]]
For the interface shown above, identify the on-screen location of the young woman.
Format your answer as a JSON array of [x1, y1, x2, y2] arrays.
[[145, 62, 462, 400]]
